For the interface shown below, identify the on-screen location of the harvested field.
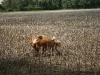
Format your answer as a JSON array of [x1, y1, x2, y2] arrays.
[[0, 9, 100, 75]]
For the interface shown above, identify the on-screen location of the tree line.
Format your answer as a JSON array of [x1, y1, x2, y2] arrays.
[[0, 0, 100, 11]]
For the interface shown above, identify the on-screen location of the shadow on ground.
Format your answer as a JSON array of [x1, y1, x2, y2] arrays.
[[0, 57, 99, 75]]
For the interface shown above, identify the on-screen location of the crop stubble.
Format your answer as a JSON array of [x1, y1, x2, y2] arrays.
[[0, 9, 100, 75]]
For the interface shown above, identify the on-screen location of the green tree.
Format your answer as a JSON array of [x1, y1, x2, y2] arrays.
[[1, 0, 100, 11], [2, 0, 12, 11], [62, 0, 67, 9], [0, 4, 5, 11]]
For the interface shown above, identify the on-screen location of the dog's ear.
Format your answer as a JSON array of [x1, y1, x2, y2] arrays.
[[37, 35, 43, 39]]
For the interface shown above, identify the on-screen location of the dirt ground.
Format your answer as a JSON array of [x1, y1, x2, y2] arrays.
[[0, 9, 100, 75]]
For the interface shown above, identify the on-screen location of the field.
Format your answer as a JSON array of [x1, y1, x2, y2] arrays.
[[0, 9, 100, 75]]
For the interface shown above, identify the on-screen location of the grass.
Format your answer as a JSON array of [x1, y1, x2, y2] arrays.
[[0, 9, 100, 75]]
